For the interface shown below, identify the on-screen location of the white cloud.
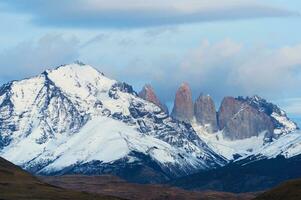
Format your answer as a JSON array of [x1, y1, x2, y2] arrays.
[[113, 39, 301, 104], [0, 33, 300, 112], [2, 0, 298, 28], [231, 44, 301, 94], [276, 98, 301, 115], [0, 34, 80, 82]]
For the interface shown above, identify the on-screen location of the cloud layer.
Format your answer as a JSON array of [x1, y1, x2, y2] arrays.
[[0, 34, 300, 117], [114, 39, 301, 105], [2, 0, 298, 28], [0, 34, 80, 81]]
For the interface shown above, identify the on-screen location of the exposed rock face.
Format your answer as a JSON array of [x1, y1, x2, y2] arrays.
[[218, 97, 243, 130], [223, 106, 274, 140], [237, 95, 298, 135], [138, 84, 168, 113], [218, 97, 274, 140], [171, 83, 194, 123], [194, 95, 218, 132]]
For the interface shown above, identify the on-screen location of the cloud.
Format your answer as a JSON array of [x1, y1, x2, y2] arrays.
[[0, 34, 80, 83], [81, 33, 111, 48], [0, 33, 300, 117], [276, 98, 301, 115], [275, 98, 301, 124], [1, 0, 298, 28], [230, 44, 301, 95], [143, 26, 180, 38], [113, 39, 301, 106]]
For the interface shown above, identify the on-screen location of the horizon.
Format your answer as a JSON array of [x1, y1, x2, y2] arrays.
[[0, 0, 300, 124], [1, 61, 300, 126]]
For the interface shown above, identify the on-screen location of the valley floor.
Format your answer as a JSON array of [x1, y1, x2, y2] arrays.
[[40, 175, 257, 200]]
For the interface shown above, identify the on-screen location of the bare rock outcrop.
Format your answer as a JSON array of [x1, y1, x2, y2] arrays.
[[171, 83, 194, 123], [218, 97, 274, 140], [194, 94, 218, 132], [138, 84, 168, 113], [218, 97, 243, 130]]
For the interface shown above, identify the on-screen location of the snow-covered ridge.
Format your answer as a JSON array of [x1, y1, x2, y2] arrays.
[[0, 63, 225, 180]]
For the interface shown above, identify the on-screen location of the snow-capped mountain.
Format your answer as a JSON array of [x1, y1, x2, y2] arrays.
[[0, 62, 300, 183], [0, 63, 225, 182]]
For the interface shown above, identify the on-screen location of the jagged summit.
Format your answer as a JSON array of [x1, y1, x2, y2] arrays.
[[45, 62, 104, 76], [168, 83, 297, 142], [194, 94, 218, 133], [171, 82, 194, 123], [193, 94, 299, 160], [235, 95, 298, 134], [219, 96, 274, 140], [138, 84, 168, 113], [167, 82, 298, 160]]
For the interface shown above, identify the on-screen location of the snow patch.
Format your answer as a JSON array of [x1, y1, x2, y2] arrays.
[[192, 122, 266, 160]]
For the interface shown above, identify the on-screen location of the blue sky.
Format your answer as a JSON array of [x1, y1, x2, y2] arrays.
[[0, 0, 301, 124]]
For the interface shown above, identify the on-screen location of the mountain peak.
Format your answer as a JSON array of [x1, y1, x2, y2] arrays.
[[194, 94, 218, 132], [42, 63, 116, 100], [179, 82, 190, 91], [45, 63, 104, 77], [138, 84, 168, 113], [171, 82, 194, 123]]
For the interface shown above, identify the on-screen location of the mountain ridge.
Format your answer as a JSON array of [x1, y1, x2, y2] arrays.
[[0, 63, 225, 183], [0, 62, 299, 184]]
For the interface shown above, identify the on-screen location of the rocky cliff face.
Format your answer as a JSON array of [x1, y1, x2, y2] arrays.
[[194, 95, 218, 132], [217, 97, 243, 130], [171, 83, 194, 123], [217, 96, 296, 141], [138, 84, 168, 114], [218, 96, 274, 140], [168, 83, 297, 142], [223, 105, 274, 140], [237, 95, 298, 136]]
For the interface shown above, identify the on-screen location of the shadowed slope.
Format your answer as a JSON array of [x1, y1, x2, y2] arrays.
[[254, 179, 301, 200], [170, 155, 301, 193], [0, 157, 121, 200]]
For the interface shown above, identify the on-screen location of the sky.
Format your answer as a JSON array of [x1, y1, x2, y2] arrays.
[[0, 0, 301, 124]]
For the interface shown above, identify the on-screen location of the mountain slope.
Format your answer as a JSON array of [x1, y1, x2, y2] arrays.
[[254, 178, 301, 200], [0, 155, 254, 200], [0, 63, 226, 183], [170, 154, 301, 193], [0, 156, 121, 200]]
